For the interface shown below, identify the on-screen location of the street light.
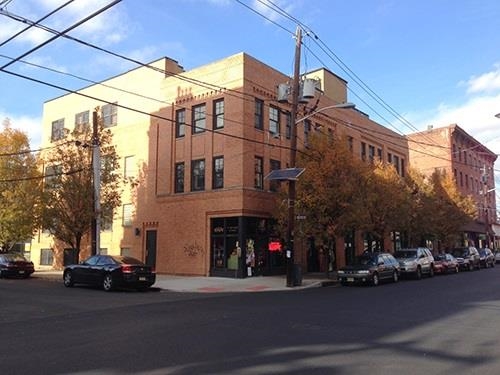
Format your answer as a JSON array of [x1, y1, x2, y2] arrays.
[[296, 102, 356, 124]]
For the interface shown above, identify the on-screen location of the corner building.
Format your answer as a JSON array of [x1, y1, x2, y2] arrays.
[[34, 53, 409, 276]]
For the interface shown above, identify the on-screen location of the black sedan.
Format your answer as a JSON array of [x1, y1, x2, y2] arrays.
[[0, 253, 35, 278], [63, 255, 156, 291], [337, 252, 400, 286]]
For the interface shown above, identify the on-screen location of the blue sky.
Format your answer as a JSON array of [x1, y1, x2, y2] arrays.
[[1, 0, 500, 196]]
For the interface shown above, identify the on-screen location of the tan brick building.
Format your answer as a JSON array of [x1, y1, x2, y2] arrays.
[[31, 53, 409, 276], [407, 124, 498, 248]]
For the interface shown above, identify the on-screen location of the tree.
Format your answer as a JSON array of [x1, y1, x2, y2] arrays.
[[0, 118, 42, 251], [426, 169, 476, 250], [40, 114, 122, 262], [357, 161, 408, 250], [289, 133, 368, 247]]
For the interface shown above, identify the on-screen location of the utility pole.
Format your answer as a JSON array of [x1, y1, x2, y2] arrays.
[[482, 165, 489, 248], [286, 26, 302, 287], [91, 109, 101, 255]]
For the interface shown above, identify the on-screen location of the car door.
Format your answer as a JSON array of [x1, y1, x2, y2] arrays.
[[378, 255, 388, 279], [419, 249, 430, 273], [74, 255, 99, 283]]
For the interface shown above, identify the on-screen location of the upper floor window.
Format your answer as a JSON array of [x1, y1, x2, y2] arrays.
[[368, 145, 375, 162], [74, 111, 89, 132], [269, 106, 280, 134], [269, 159, 281, 192], [174, 162, 184, 193], [254, 156, 263, 189], [175, 109, 186, 138], [122, 203, 133, 226], [124, 155, 135, 179], [191, 159, 205, 191], [192, 104, 206, 134], [45, 164, 62, 189], [102, 103, 117, 127], [377, 148, 383, 161], [255, 98, 264, 130], [51, 118, 65, 142], [361, 142, 367, 161], [304, 119, 311, 147], [212, 156, 224, 189], [285, 111, 292, 139], [213, 99, 224, 129]]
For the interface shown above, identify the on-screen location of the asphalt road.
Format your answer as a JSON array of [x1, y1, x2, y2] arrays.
[[2, 267, 500, 374]]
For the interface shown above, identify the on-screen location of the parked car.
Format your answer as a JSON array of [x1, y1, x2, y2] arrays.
[[433, 253, 459, 274], [0, 253, 35, 278], [394, 247, 435, 279], [63, 255, 156, 291], [337, 252, 400, 286], [451, 246, 481, 271], [495, 251, 500, 264], [478, 248, 495, 268]]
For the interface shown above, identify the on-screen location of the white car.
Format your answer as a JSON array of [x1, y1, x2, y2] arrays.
[[394, 247, 435, 279]]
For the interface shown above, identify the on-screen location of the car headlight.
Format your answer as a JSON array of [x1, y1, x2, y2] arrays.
[[357, 270, 370, 274]]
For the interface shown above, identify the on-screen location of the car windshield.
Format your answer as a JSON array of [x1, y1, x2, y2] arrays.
[[434, 254, 447, 261], [452, 249, 467, 257], [479, 249, 488, 256], [2, 253, 27, 261], [356, 255, 377, 266], [394, 250, 417, 259]]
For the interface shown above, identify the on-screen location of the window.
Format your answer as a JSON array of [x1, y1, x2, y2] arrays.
[[269, 106, 280, 134], [51, 119, 65, 141], [270, 159, 281, 192], [101, 213, 113, 232], [45, 165, 62, 189], [387, 152, 392, 164], [460, 172, 463, 187], [192, 104, 206, 133], [285, 111, 292, 139], [304, 120, 311, 147], [175, 109, 185, 138], [361, 142, 367, 161], [121, 247, 131, 257], [74, 110, 89, 132], [377, 148, 383, 161], [102, 103, 117, 127], [175, 162, 185, 193], [40, 249, 54, 266], [124, 155, 135, 178], [347, 136, 353, 152], [212, 156, 224, 189], [213, 99, 224, 129], [122, 204, 133, 227], [254, 156, 263, 189], [368, 145, 375, 162], [191, 159, 205, 191], [393, 155, 400, 174], [255, 98, 264, 130]]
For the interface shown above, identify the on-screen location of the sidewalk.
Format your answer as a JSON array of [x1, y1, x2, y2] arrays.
[[33, 270, 338, 293]]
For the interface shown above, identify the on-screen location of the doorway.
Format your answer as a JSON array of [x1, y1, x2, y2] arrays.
[[145, 230, 157, 268]]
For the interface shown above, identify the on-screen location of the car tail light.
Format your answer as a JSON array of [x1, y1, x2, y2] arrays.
[[121, 265, 134, 273]]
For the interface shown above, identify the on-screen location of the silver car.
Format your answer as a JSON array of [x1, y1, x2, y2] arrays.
[[394, 247, 435, 279]]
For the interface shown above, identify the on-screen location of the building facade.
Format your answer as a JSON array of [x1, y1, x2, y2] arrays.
[[407, 124, 498, 248], [30, 53, 409, 276]]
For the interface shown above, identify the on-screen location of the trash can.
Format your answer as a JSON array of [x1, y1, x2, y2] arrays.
[[293, 264, 302, 286]]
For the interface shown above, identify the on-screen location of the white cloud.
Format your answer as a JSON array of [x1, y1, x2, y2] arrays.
[[465, 63, 500, 94]]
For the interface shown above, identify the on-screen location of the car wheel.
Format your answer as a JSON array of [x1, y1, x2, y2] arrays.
[[103, 273, 114, 292], [392, 270, 399, 283], [63, 270, 74, 287], [372, 272, 379, 286], [415, 267, 422, 280]]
